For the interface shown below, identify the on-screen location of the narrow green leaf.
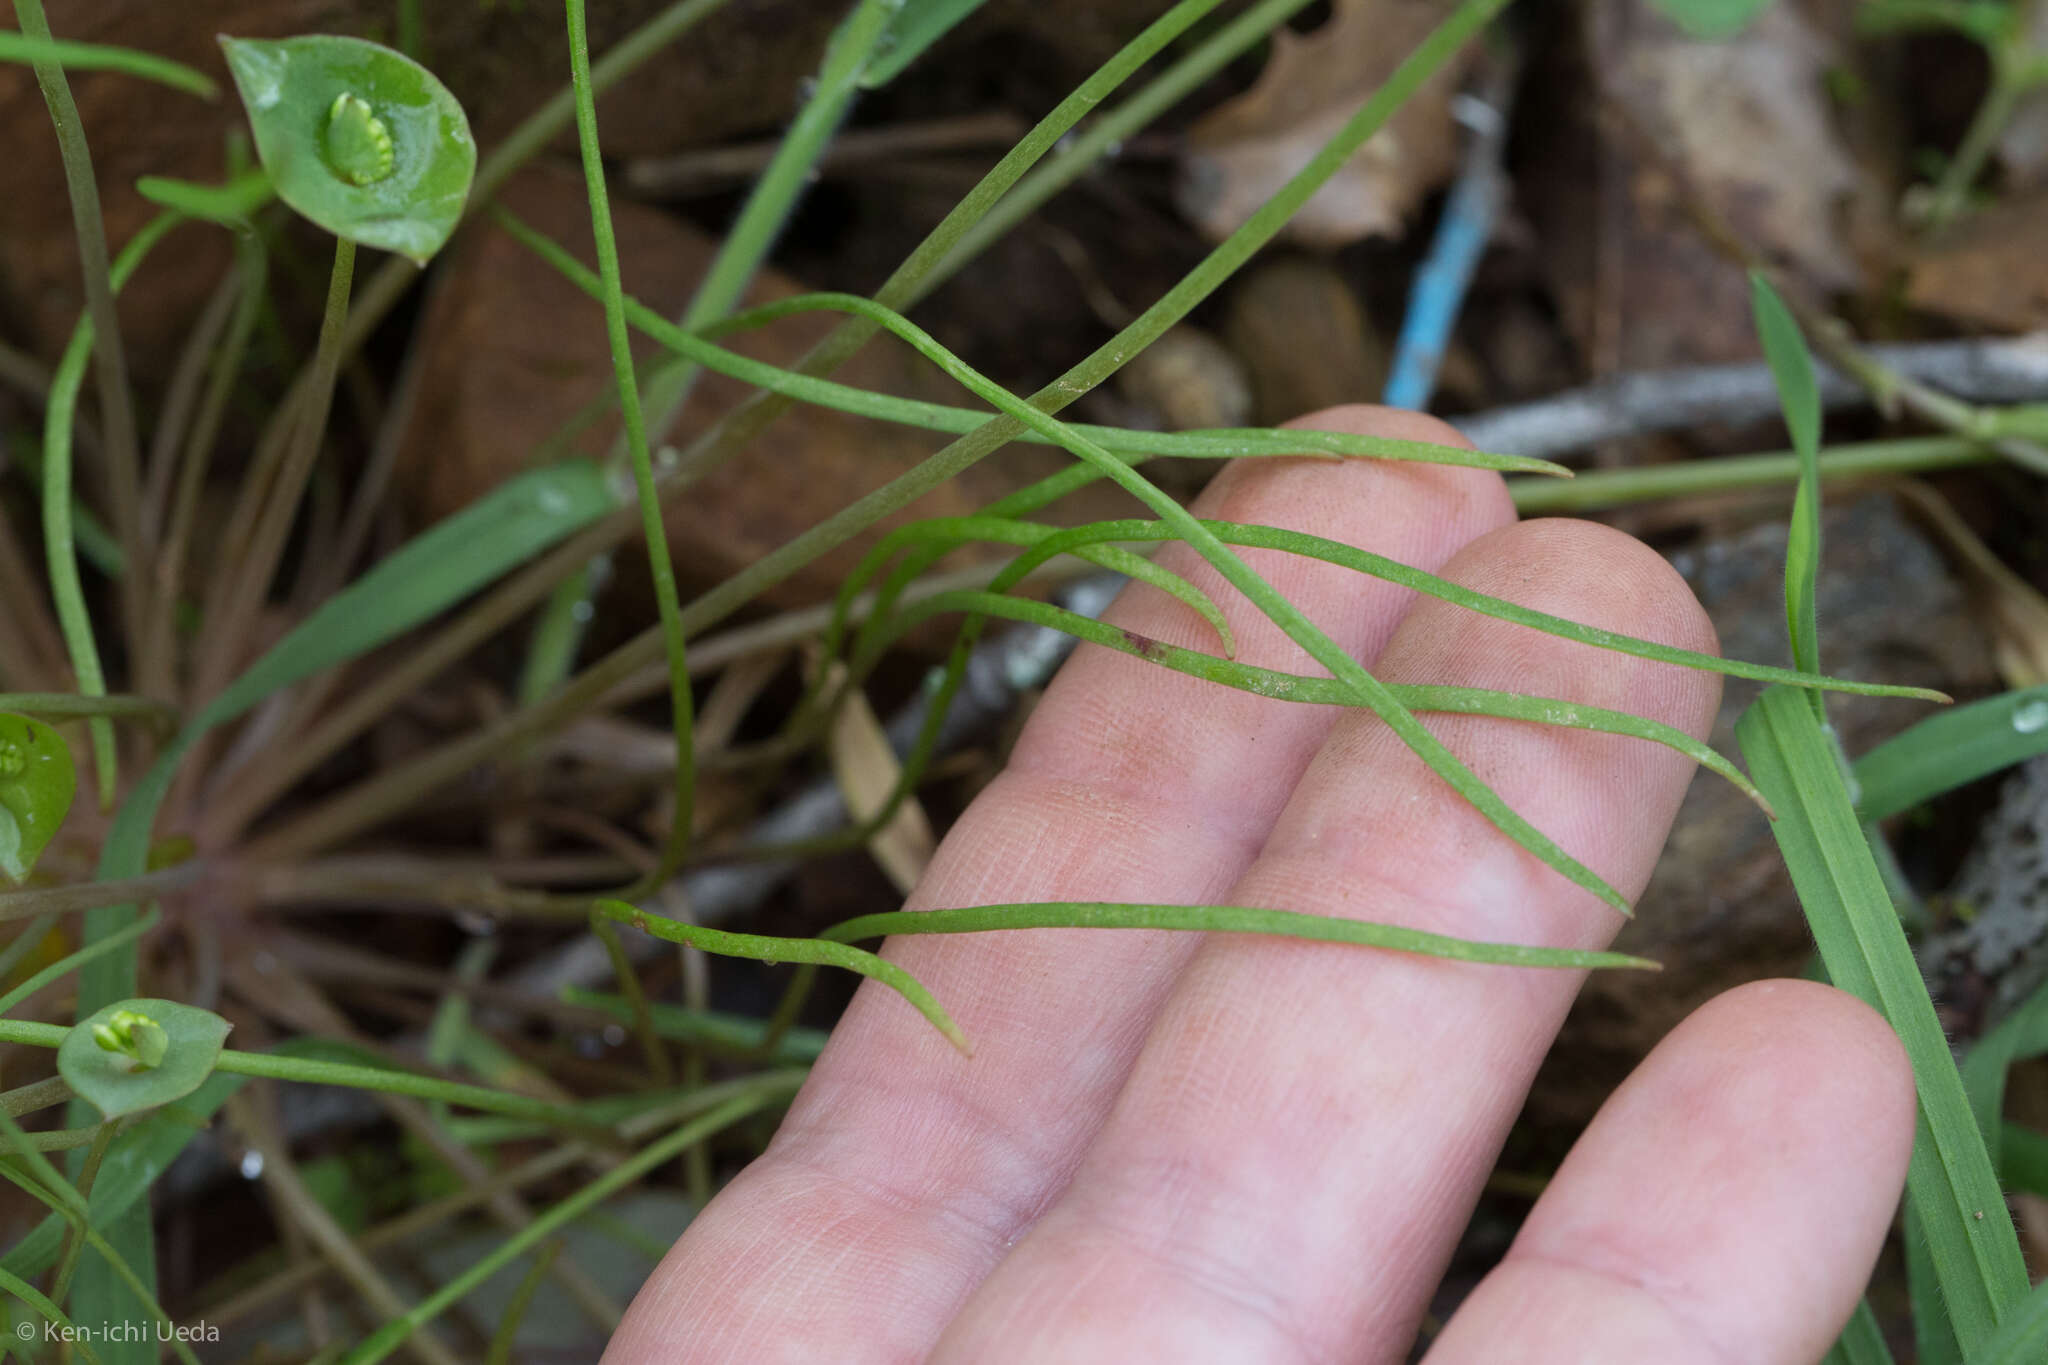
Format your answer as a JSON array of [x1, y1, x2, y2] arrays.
[[842, 515, 1237, 656], [1998, 1121, 2048, 1198], [1973, 1274, 2048, 1365], [0, 714, 75, 884], [0, 694, 172, 733], [219, 34, 475, 263], [871, 588, 1770, 811], [1750, 273, 1824, 689], [684, 291, 1629, 910], [59, 999, 230, 1120], [1960, 973, 2048, 1165], [1855, 684, 2048, 821], [0, 909, 157, 1019], [593, 898, 970, 1053], [861, 0, 990, 87], [43, 210, 185, 809], [0, 1262, 102, 1365], [497, 205, 1568, 477], [1647, 0, 1774, 39], [0, 29, 215, 97], [911, 514, 1946, 701], [823, 902, 1662, 972], [135, 168, 275, 226], [336, 1084, 800, 1365], [1738, 686, 2028, 1352], [214, 462, 613, 723], [1822, 1298, 1895, 1365]]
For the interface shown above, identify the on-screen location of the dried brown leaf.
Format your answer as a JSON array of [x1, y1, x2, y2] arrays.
[[821, 661, 935, 896], [1175, 0, 1472, 246]]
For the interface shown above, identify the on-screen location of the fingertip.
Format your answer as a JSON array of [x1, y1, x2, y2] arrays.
[[1679, 978, 1916, 1175], [1443, 976, 1920, 1365]]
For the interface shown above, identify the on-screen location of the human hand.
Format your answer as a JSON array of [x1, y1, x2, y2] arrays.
[[606, 406, 1916, 1364]]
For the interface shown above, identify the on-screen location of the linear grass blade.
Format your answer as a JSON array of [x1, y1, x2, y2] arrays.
[[1855, 684, 2048, 821], [651, 288, 1630, 911], [949, 515, 1944, 700], [1821, 1298, 1894, 1365], [0, 1263, 100, 1365], [1751, 273, 1825, 700], [822, 902, 1660, 972], [869, 588, 1766, 810], [1959, 974, 2048, 1166], [335, 1082, 800, 1365], [1998, 1122, 2048, 1197], [1973, 1276, 2048, 1365], [1738, 685, 2028, 1352], [861, 0, 990, 87], [592, 899, 969, 1053], [0, 30, 215, 96], [497, 207, 1564, 477]]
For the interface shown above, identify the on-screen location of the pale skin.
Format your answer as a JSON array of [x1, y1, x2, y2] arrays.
[[607, 406, 1918, 1364]]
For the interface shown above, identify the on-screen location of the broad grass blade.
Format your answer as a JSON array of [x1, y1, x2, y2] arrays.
[[1738, 685, 2028, 1352]]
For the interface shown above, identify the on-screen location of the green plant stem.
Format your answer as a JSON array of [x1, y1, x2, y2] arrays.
[[38, 210, 183, 808], [924, 0, 1316, 292], [0, 909, 159, 1016], [242, 0, 1515, 867], [1921, 56, 2033, 230], [824, 902, 1660, 971], [483, 1241, 560, 1365], [1505, 436, 1992, 513], [638, 0, 897, 450], [0, 1109, 198, 1365], [144, 233, 268, 706], [0, 1019, 611, 1134], [0, 29, 216, 97], [13, 0, 149, 663], [566, 0, 696, 891], [660, 0, 1238, 483], [216, 0, 1282, 855], [590, 911, 672, 1085], [191, 237, 357, 748], [0, 1076, 71, 1119], [527, 0, 973, 715], [594, 898, 970, 1051], [0, 692, 173, 733], [336, 1080, 799, 1365], [0, 1263, 100, 1365], [500, 207, 1559, 476], [48, 1122, 115, 1307]]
